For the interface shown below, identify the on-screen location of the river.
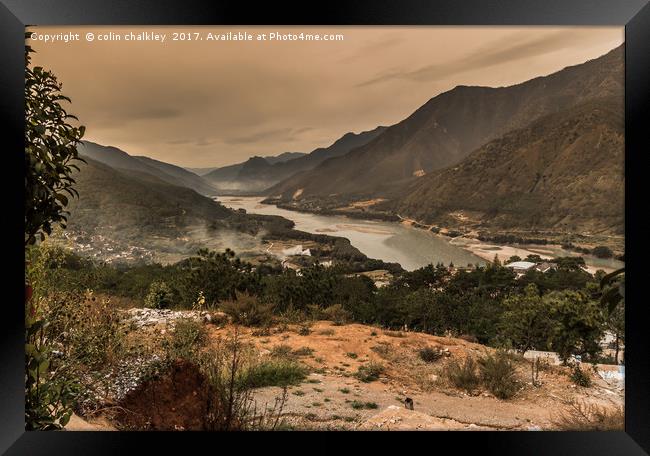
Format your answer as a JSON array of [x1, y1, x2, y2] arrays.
[[218, 196, 485, 270], [218, 196, 625, 274]]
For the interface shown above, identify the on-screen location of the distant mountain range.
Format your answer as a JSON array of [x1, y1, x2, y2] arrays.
[[79, 142, 218, 196], [392, 96, 624, 234], [203, 127, 386, 193], [264, 45, 624, 235], [72, 45, 624, 242]]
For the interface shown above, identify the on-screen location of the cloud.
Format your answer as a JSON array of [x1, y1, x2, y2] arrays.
[[338, 34, 404, 64], [223, 127, 295, 145], [195, 138, 216, 146], [356, 30, 590, 87], [128, 107, 182, 121]]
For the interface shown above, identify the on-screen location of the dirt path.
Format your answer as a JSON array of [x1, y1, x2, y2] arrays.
[[208, 321, 624, 430]]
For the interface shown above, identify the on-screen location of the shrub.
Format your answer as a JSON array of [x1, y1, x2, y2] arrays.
[[354, 362, 385, 382], [144, 281, 173, 309], [458, 334, 479, 343], [445, 358, 480, 393], [166, 318, 207, 360], [570, 364, 592, 387], [418, 347, 444, 363], [592, 246, 614, 259], [321, 304, 351, 325], [220, 292, 274, 327], [239, 359, 308, 388], [45, 290, 124, 370], [478, 352, 519, 399], [197, 329, 288, 431], [350, 401, 379, 410], [270, 344, 293, 358], [293, 347, 315, 357], [298, 323, 312, 336], [553, 400, 623, 430]]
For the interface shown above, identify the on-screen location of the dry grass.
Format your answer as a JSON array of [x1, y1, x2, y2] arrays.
[[553, 400, 624, 431]]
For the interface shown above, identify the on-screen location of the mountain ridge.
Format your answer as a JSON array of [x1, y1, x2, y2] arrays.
[[266, 45, 623, 202]]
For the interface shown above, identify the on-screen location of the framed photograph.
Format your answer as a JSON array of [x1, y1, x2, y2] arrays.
[[4, 0, 649, 453]]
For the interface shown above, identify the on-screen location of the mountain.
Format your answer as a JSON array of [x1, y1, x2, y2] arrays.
[[185, 166, 220, 176], [65, 158, 232, 241], [204, 126, 386, 193], [78, 141, 217, 196], [133, 155, 217, 196], [392, 96, 624, 235], [265, 151, 305, 164], [267, 46, 623, 202]]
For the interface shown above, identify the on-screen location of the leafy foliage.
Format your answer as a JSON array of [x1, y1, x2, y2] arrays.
[[354, 362, 385, 383], [144, 281, 174, 309], [478, 352, 519, 399], [24, 34, 85, 246], [569, 364, 592, 387], [445, 357, 480, 393], [498, 284, 555, 354]]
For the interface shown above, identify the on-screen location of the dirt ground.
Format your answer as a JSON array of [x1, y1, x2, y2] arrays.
[[76, 318, 624, 431], [207, 321, 624, 431]]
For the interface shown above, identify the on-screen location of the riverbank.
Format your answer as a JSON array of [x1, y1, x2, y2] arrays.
[[449, 237, 623, 274], [250, 197, 625, 274], [218, 197, 485, 271]]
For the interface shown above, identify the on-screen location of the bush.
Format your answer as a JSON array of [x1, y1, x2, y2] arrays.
[[354, 362, 385, 382], [298, 323, 312, 336], [220, 292, 274, 327], [166, 318, 207, 360], [45, 290, 124, 370], [321, 304, 351, 325], [592, 246, 614, 259], [570, 364, 592, 387], [350, 401, 379, 410], [553, 400, 623, 430], [239, 359, 308, 388], [478, 352, 519, 399], [144, 281, 173, 309], [197, 329, 288, 431], [445, 358, 480, 393], [418, 347, 444, 363]]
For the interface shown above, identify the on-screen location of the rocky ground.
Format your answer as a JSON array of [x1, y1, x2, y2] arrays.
[[67, 310, 624, 431]]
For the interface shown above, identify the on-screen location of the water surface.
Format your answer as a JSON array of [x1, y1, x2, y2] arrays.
[[218, 196, 485, 271]]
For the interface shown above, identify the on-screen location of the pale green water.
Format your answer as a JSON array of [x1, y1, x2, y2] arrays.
[[218, 196, 485, 271]]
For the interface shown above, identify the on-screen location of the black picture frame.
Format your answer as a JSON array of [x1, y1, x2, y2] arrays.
[[2, 0, 648, 454]]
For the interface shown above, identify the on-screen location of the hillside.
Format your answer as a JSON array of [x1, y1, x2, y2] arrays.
[[205, 126, 386, 193], [392, 97, 624, 235], [134, 156, 218, 196], [66, 158, 232, 240], [267, 46, 623, 202], [74, 314, 624, 431], [79, 141, 217, 196]]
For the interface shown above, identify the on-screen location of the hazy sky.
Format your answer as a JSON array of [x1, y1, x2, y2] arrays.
[[29, 26, 623, 168]]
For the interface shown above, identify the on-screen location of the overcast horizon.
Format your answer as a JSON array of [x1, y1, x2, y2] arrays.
[[30, 26, 623, 168]]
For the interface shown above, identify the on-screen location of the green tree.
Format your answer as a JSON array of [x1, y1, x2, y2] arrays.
[[499, 284, 555, 354], [24, 33, 85, 246], [24, 32, 85, 430], [144, 280, 174, 309], [545, 290, 605, 363], [606, 296, 625, 364]]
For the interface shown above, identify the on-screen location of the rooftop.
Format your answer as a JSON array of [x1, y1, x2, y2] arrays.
[[504, 261, 536, 270]]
